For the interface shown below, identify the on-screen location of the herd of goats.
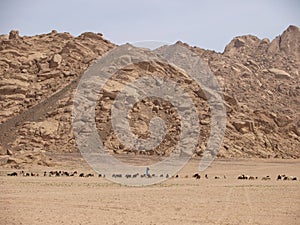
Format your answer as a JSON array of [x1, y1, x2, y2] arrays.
[[4, 170, 298, 181]]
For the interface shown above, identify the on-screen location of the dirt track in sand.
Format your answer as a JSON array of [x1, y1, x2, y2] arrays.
[[0, 159, 299, 225]]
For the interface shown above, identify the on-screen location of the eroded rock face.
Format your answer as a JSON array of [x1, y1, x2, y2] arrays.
[[0, 25, 299, 168], [269, 25, 300, 58]]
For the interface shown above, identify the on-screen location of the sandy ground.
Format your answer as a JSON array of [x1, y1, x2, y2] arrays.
[[0, 158, 300, 225]]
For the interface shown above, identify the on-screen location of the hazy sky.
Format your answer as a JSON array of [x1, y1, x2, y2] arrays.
[[1, 0, 299, 52]]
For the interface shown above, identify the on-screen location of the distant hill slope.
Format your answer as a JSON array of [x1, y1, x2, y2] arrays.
[[0, 26, 299, 168]]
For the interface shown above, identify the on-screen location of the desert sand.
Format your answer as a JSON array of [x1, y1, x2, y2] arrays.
[[1, 158, 299, 225]]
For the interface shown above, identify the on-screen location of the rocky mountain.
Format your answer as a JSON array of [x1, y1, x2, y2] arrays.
[[0, 25, 299, 168]]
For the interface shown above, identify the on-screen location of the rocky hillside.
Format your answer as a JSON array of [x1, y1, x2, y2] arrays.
[[0, 30, 115, 167], [188, 25, 300, 158], [0, 25, 299, 168]]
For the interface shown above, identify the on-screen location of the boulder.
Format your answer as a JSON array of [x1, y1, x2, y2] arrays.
[[49, 54, 62, 68], [9, 30, 20, 40], [0, 156, 9, 165], [232, 120, 254, 134], [38, 70, 61, 80], [28, 52, 47, 61], [7, 157, 24, 164], [269, 68, 292, 79], [6, 149, 13, 156], [0, 85, 27, 95]]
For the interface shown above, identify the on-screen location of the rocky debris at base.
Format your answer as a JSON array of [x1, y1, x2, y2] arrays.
[[0, 151, 54, 168]]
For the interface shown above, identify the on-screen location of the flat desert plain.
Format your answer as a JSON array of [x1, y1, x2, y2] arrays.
[[0, 158, 299, 225]]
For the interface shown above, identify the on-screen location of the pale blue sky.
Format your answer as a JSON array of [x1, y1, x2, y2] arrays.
[[1, 0, 299, 52]]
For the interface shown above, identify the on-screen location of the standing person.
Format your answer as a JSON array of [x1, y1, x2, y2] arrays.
[[146, 167, 150, 177]]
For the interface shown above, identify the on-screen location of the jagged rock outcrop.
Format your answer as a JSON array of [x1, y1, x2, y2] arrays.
[[268, 25, 300, 58]]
